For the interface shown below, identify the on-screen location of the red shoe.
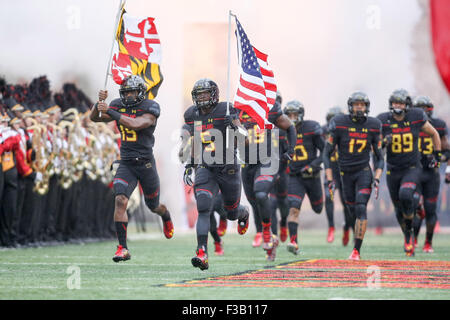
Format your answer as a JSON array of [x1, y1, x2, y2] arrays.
[[262, 227, 273, 251], [375, 226, 383, 235], [434, 221, 440, 234], [252, 232, 262, 247], [191, 247, 209, 270], [217, 218, 228, 237], [214, 240, 224, 256], [404, 237, 415, 257], [163, 219, 174, 239], [237, 208, 250, 235], [327, 227, 335, 243], [112, 245, 131, 262], [348, 248, 360, 261], [342, 229, 350, 246], [280, 226, 288, 242], [287, 239, 299, 255], [266, 235, 279, 261], [414, 237, 418, 249], [423, 241, 434, 253]]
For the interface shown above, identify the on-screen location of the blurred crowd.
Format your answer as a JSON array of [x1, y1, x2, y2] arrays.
[[0, 75, 120, 248]]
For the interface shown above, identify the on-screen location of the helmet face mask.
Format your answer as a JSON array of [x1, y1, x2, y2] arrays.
[[283, 100, 304, 125], [389, 89, 411, 116], [120, 75, 147, 107], [413, 95, 433, 117], [348, 92, 370, 121], [191, 78, 219, 111]]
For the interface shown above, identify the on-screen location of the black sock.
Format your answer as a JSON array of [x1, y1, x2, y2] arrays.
[[197, 235, 208, 253], [115, 221, 128, 249], [404, 219, 413, 242], [161, 211, 171, 222], [354, 238, 363, 252], [210, 230, 221, 242], [280, 217, 287, 227], [288, 222, 298, 243], [426, 231, 433, 244]]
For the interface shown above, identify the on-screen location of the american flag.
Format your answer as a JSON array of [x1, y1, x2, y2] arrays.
[[233, 17, 276, 129]]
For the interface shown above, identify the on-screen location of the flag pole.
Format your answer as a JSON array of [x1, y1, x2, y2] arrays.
[[100, 0, 126, 117], [226, 10, 233, 150]]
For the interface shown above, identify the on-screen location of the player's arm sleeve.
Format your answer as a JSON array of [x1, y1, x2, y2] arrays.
[[323, 119, 338, 170], [310, 124, 325, 168], [285, 124, 296, 153], [371, 124, 385, 171]]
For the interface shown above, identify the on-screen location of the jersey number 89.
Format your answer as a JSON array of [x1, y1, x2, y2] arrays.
[[391, 133, 413, 153]]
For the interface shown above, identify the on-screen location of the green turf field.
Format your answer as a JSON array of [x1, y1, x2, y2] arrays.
[[1, 228, 450, 300]]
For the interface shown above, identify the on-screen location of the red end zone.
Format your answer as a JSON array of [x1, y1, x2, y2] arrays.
[[166, 259, 450, 289]]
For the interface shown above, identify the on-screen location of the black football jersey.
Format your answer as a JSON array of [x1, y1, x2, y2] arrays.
[[288, 120, 324, 173], [419, 117, 448, 168], [109, 98, 160, 160], [239, 103, 283, 164], [322, 123, 339, 165], [184, 102, 238, 166], [377, 108, 428, 170], [328, 114, 382, 170]]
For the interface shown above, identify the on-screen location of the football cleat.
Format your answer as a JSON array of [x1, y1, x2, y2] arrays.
[[348, 248, 360, 261], [327, 226, 335, 243], [112, 245, 131, 263], [280, 225, 288, 242], [342, 229, 350, 246], [163, 219, 174, 239], [404, 237, 415, 257], [434, 221, 440, 233], [423, 241, 434, 253], [252, 232, 262, 247], [217, 218, 228, 237], [214, 240, 224, 256], [375, 226, 383, 235], [191, 247, 209, 270], [414, 237, 418, 249], [287, 240, 300, 255], [266, 235, 279, 261], [237, 208, 250, 235]]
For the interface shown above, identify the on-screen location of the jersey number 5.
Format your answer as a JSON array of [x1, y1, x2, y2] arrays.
[[119, 125, 137, 142], [201, 131, 216, 152]]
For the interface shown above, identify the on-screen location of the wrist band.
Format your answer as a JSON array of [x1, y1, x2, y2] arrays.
[[106, 109, 122, 121]]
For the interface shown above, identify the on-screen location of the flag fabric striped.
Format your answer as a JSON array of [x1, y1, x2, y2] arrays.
[[111, 10, 163, 99], [233, 17, 276, 129]]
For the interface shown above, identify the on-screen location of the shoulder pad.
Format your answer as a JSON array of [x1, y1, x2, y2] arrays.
[[140, 100, 160, 118], [109, 98, 122, 108], [184, 105, 197, 123]]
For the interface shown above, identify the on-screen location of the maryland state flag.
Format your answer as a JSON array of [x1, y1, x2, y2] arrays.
[[111, 10, 163, 99]]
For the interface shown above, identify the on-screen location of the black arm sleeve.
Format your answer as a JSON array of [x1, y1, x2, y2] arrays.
[[310, 129, 325, 169], [286, 124, 296, 153], [372, 131, 385, 171], [323, 119, 337, 170]]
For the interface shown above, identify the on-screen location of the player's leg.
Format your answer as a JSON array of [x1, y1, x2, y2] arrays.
[[192, 166, 217, 270], [242, 165, 262, 246], [137, 158, 173, 239], [422, 170, 440, 252], [269, 192, 278, 235], [287, 175, 306, 255], [386, 169, 405, 235], [398, 167, 422, 256], [210, 212, 224, 256], [214, 192, 228, 237], [275, 170, 289, 242], [340, 171, 357, 247], [350, 167, 373, 259], [218, 165, 249, 233], [111, 163, 138, 262]]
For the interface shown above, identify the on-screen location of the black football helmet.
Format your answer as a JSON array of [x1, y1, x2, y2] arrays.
[[119, 75, 147, 107], [326, 106, 343, 124], [413, 95, 433, 117], [389, 88, 411, 116], [191, 78, 219, 111], [347, 92, 370, 121], [283, 100, 304, 125]]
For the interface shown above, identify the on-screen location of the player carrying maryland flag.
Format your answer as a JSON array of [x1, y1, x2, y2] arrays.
[[377, 89, 441, 257], [90, 75, 174, 262], [324, 92, 384, 260]]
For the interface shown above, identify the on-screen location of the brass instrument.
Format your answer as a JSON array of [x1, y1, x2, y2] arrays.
[[28, 123, 50, 195]]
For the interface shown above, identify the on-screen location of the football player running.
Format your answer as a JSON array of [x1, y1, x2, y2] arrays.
[[324, 92, 384, 260], [412, 96, 449, 253], [322, 106, 354, 245], [239, 92, 296, 261], [377, 89, 441, 257], [284, 100, 325, 256], [90, 75, 174, 263], [183, 78, 250, 270]]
